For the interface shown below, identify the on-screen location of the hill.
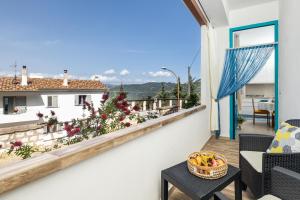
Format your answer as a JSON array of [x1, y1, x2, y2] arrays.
[[108, 79, 201, 100]]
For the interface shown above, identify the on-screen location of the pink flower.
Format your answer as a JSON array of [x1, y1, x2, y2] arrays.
[[101, 113, 108, 120]]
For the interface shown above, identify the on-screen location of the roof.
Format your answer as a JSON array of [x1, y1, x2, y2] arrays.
[[0, 77, 107, 92]]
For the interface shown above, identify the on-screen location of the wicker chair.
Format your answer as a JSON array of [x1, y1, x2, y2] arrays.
[[214, 167, 300, 200], [238, 119, 300, 198]]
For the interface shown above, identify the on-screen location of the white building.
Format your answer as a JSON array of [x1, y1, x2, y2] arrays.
[[0, 66, 107, 126]]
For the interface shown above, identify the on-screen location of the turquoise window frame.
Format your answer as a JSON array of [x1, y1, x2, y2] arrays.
[[229, 20, 279, 139]]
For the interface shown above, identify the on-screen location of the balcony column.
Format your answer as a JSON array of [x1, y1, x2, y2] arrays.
[[169, 100, 172, 107], [158, 100, 162, 108], [131, 101, 135, 108], [153, 101, 157, 110], [143, 101, 147, 111], [179, 100, 182, 109]]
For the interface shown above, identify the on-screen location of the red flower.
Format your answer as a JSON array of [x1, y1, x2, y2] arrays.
[[124, 109, 131, 115], [101, 113, 108, 120], [101, 93, 109, 103], [36, 112, 44, 118], [97, 125, 102, 130], [122, 101, 129, 107], [116, 102, 123, 109], [117, 93, 126, 101], [119, 115, 125, 121], [50, 110, 55, 116], [11, 141, 22, 147], [133, 105, 140, 111], [125, 122, 131, 127]]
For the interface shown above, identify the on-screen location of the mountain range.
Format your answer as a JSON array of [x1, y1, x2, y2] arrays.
[[107, 79, 201, 100]]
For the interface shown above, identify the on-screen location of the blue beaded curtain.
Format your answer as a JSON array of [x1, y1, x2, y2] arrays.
[[215, 44, 275, 137]]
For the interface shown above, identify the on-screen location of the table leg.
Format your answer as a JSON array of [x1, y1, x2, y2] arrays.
[[161, 177, 168, 200], [234, 178, 242, 200]]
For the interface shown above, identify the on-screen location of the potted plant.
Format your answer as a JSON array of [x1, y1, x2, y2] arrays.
[[36, 112, 44, 124], [237, 115, 245, 130], [47, 111, 58, 133]]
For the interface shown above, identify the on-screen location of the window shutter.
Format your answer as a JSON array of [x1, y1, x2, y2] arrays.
[[53, 96, 58, 107], [86, 95, 92, 103], [75, 95, 79, 105], [48, 96, 52, 107]]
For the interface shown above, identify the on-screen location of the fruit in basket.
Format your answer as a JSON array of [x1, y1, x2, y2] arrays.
[[190, 158, 198, 165], [190, 153, 225, 167]]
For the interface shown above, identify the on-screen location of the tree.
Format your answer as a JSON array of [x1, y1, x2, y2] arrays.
[[157, 82, 170, 100], [172, 77, 186, 99], [183, 78, 200, 109]]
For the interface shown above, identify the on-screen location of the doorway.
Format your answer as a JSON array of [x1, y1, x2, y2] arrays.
[[229, 20, 279, 139]]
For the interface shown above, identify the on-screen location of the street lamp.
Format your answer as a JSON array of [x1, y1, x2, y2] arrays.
[[161, 67, 180, 108]]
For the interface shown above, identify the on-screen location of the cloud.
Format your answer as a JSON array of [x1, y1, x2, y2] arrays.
[[104, 69, 116, 75], [29, 73, 47, 78], [148, 71, 171, 77], [120, 69, 130, 76], [90, 74, 118, 82]]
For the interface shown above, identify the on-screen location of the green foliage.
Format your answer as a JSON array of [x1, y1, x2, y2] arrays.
[[183, 94, 200, 109], [14, 145, 37, 159], [183, 78, 200, 109], [172, 78, 187, 99], [157, 83, 170, 99]]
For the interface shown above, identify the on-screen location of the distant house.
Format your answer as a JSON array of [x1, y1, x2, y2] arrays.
[[0, 66, 107, 126]]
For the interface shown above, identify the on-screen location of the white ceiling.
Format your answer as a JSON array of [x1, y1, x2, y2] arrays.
[[199, 0, 229, 27], [226, 0, 277, 10]]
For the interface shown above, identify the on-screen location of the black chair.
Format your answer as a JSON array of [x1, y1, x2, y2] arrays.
[[214, 167, 300, 200], [238, 119, 300, 198]]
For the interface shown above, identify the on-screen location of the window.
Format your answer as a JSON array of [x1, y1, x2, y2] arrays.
[[47, 96, 58, 107], [3, 96, 27, 114], [75, 95, 91, 106]]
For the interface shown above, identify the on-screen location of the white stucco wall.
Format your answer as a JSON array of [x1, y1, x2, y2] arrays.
[[278, 0, 300, 121], [0, 108, 210, 200], [213, 1, 279, 137], [0, 91, 103, 124]]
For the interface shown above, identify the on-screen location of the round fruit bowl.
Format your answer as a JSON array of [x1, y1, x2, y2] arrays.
[[187, 151, 228, 179]]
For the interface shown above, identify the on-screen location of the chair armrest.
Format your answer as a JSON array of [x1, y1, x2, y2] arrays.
[[262, 152, 300, 194], [214, 192, 229, 200], [239, 134, 274, 152], [271, 167, 300, 199], [285, 119, 300, 127]]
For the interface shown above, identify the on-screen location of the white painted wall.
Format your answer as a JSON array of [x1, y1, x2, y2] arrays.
[[279, 0, 300, 121], [0, 109, 211, 200], [212, 1, 279, 137], [0, 91, 103, 124]]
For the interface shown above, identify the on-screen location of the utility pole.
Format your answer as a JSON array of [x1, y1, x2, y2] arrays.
[[187, 66, 192, 97]]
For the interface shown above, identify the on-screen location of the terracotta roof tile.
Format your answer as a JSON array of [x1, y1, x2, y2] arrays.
[[0, 77, 107, 92]]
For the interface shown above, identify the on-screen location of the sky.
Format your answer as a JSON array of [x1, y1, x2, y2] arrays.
[[0, 0, 200, 84]]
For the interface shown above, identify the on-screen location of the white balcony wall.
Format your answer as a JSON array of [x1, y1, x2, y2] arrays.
[[1, 108, 210, 200], [279, 0, 300, 121]]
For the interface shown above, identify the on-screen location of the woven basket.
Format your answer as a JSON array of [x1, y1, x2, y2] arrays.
[[187, 151, 228, 180]]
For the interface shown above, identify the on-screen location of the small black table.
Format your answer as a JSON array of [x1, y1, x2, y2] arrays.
[[161, 161, 242, 200]]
